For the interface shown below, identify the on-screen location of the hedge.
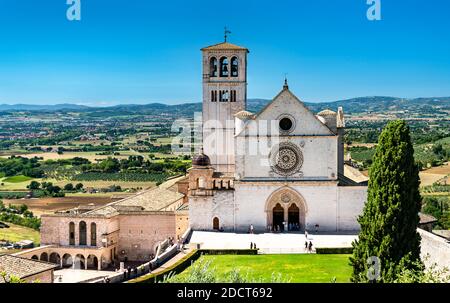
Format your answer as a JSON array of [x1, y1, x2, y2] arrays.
[[129, 249, 201, 283], [315, 247, 353, 254]]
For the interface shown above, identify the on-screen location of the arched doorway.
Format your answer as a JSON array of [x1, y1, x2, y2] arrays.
[[74, 254, 85, 269], [49, 253, 61, 266], [31, 255, 38, 260], [62, 254, 73, 268], [40, 252, 48, 262], [288, 204, 300, 231], [265, 187, 307, 232], [213, 217, 219, 230], [272, 203, 284, 232], [87, 255, 98, 270]]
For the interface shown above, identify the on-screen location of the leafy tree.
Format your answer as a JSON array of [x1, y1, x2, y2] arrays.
[[350, 120, 422, 283], [64, 183, 74, 191], [99, 157, 120, 173], [392, 256, 450, 283], [1, 272, 26, 283], [19, 204, 28, 214], [28, 181, 40, 190], [75, 183, 84, 190]]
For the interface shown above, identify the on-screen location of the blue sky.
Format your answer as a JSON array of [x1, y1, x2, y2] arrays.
[[0, 0, 449, 105]]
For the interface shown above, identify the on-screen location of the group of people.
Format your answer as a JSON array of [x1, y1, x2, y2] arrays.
[[304, 230, 314, 253], [266, 222, 302, 232], [250, 242, 257, 249]]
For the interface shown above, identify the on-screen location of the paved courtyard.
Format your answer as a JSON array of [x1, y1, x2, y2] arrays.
[[189, 231, 358, 254], [53, 268, 118, 283]]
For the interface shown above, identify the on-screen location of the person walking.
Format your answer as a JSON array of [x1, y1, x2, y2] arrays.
[[308, 241, 313, 253], [304, 241, 308, 252]]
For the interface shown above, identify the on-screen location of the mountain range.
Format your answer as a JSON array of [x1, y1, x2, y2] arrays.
[[0, 96, 449, 116]]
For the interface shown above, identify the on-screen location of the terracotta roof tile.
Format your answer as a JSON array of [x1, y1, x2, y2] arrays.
[[201, 42, 248, 52], [0, 255, 57, 282]]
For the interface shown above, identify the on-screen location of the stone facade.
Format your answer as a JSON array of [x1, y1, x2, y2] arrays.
[[189, 40, 368, 233], [34, 184, 189, 269]]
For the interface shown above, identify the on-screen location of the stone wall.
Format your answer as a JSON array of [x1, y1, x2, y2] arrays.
[[418, 228, 450, 270], [117, 213, 176, 261], [188, 191, 235, 231], [175, 210, 189, 240], [189, 182, 366, 233], [23, 270, 54, 283], [337, 186, 367, 231]]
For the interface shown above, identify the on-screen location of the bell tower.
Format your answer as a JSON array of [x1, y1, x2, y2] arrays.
[[201, 38, 248, 174]]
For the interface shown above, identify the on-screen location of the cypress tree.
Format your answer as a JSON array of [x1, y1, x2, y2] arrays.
[[350, 120, 422, 282]]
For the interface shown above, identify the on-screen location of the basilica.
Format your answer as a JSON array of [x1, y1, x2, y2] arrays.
[[18, 39, 368, 272], [188, 40, 368, 233]]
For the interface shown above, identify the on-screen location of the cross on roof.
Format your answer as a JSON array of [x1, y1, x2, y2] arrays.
[[224, 27, 231, 42]]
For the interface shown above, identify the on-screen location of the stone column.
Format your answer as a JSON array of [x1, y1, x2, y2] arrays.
[[85, 257, 88, 270], [284, 207, 288, 230], [98, 256, 102, 271], [60, 258, 63, 269]]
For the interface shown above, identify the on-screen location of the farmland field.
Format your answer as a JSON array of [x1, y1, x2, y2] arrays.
[[419, 162, 450, 186], [0, 223, 40, 245], [3, 196, 121, 217], [0, 151, 133, 162]]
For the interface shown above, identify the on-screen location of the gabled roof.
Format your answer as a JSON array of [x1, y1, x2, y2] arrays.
[[238, 86, 334, 136], [201, 42, 249, 52]]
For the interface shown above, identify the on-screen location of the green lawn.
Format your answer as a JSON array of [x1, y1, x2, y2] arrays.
[[2, 175, 33, 183], [174, 254, 352, 283], [0, 223, 40, 244]]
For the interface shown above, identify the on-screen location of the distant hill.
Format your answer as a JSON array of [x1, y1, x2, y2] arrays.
[[1, 96, 449, 117], [0, 103, 90, 111]]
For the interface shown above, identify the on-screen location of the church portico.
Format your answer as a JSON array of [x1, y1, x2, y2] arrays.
[[264, 187, 307, 232]]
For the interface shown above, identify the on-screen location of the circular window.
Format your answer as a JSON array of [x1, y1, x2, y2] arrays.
[[270, 142, 304, 176], [279, 117, 293, 131]]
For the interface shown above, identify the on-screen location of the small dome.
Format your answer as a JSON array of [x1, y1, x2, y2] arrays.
[[234, 110, 255, 120], [192, 150, 211, 167], [318, 109, 337, 116]]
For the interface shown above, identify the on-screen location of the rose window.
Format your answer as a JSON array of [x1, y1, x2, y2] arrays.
[[270, 142, 304, 176]]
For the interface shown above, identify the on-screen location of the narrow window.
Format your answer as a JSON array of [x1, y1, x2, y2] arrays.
[[90, 222, 97, 246], [210, 57, 218, 77], [220, 57, 229, 77], [230, 90, 237, 102], [220, 90, 229, 102], [69, 222, 75, 246], [231, 57, 239, 77], [79, 221, 87, 246]]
